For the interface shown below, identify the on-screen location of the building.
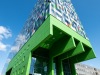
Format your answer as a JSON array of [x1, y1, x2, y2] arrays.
[[75, 63, 100, 75], [6, 0, 96, 75]]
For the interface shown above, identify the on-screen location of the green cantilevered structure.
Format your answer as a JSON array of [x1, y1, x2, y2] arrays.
[[6, 0, 96, 75], [6, 15, 96, 75]]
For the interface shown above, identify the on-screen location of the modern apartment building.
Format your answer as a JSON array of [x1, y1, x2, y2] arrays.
[[75, 63, 100, 75], [6, 0, 96, 75]]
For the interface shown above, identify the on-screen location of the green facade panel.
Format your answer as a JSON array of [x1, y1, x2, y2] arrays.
[[6, 15, 96, 75]]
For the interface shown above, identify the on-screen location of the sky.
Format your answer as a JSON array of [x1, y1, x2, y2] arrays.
[[0, 0, 100, 74]]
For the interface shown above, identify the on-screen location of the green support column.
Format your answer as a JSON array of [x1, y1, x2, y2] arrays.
[[56, 59, 64, 75], [48, 57, 54, 75], [69, 59, 76, 75], [25, 52, 32, 75], [70, 63, 76, 75]]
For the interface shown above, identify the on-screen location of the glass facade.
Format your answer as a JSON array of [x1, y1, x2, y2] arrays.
[[53, 63, 57, 75], [29, 56, 72, 75], [30, 57, 48, 75]]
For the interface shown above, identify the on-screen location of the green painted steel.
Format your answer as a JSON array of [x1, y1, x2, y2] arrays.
[[48, 57, 54, 75], [56, 59, 64, 75], [50, 36, 76, 58], [6, 15, 96, 75]]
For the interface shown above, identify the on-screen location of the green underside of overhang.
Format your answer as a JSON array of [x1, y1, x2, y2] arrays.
[[49, 15, 96, 63], [6, 15, 96, 73]]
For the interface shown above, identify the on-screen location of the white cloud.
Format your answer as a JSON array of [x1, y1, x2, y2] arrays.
[[11, 45, 19, 52], [0, 42, 11, 51], [0, 35, 3, 41], [0, 42, 7, 51], [16, 34, 26, 44], [0, 26, 12, 40], [11, 34, 26, 52], [0, 26, 12, 51]]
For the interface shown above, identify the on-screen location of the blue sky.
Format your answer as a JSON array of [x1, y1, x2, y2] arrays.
[[0, 0, 100, 74], [72, 0, 100, 68]]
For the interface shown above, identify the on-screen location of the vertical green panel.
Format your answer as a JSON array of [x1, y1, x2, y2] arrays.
[[48, 58, 54, 75], [69, 59, 76, 75], [56, 59, 64, 75], [25, 52, 32, 75]]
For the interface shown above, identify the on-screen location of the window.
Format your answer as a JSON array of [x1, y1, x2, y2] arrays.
[[29, 56, 48, 75]]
